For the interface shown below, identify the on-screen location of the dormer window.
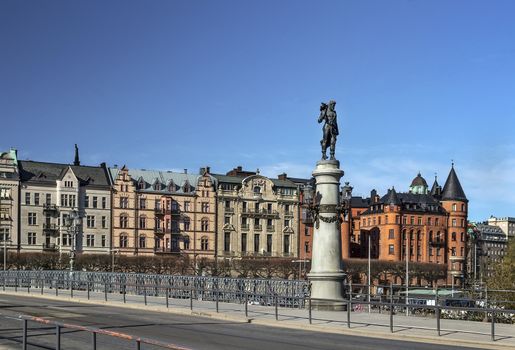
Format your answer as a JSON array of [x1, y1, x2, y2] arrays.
[[253, 186, 261, 194], [153, 180, 161, 191], [167, 180, 175, 192], [138, 179, 146, 190], [183, 181, 190, 193]]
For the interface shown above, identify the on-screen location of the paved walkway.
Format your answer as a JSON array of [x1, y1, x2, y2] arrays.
[[1, 286, 513, 349]]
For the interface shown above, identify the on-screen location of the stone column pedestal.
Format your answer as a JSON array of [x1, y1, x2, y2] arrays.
[[307, 160, 346, 311]]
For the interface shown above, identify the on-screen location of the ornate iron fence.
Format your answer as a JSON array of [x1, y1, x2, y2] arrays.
[[0, 270, 309, 308]]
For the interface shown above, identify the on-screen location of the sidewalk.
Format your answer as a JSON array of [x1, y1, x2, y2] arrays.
[[1, 286, 513, 350]]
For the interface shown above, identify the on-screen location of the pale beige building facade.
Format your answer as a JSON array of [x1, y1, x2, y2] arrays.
[[0, 149, 19, 251], [214, 167, 300, 259]]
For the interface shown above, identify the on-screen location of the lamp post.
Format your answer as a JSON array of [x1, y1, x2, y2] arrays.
[[405, 232, 409, 316], [65, 210, 81, 276], [368, 230, 371, 313]]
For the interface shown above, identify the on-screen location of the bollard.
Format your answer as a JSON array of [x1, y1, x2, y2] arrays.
[[70, 279, 73, 298], [347, 299, 351, 328], [27, 278, 31, 293], [245, 293, 248, 317], [308, 295, 312, 324], [436, 305, 441, 336], [190, 289, 193, 310], [3, 275, 5, 291], [104, 282, 108, 301], [123, 283, 126, 303], [166, 287, 169, 308], [215, 282, 219, 313], [87, 281, 90, 300], [15, 277, 18, 292], [40, 278, 44, 295], [92, 332, 97, 350], [389, 300, 394, 333], [55, 280, 58, 296], [275, 294, 279, 321], [491, 310, 495, 341], [144, 285, 147, 306], [22, 319, 27, 350], [135, 340, 141, 350], [56, 325, 61, 350]]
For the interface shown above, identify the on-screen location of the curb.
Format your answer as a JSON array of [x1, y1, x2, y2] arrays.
[[1, 291, 512, 350]]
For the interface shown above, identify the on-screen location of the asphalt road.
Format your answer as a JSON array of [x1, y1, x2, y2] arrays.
[[0, 294, 483, 350]]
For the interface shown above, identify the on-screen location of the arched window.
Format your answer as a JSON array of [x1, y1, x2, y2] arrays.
[[201, 218, 209, 231], [417, 230, 421, 241], [253, 186, 261, 194], [429, 231, 433, 242], [461, 204, 465, 212], [139, 235, 146, 248], [120, 214, 128, 228], [201, 236, 208, 250], [452, 203, 457, 211], [119, 234, 128, 248]]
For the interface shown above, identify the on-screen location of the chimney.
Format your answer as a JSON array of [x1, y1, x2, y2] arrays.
[[278, 173, 288, 180], [237, 166, 242, 171]]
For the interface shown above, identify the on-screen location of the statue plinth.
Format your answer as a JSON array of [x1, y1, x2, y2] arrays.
[[308, 159, 346, 311]]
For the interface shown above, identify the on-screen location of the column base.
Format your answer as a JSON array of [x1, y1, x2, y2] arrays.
[[309, 298, 348, 311]]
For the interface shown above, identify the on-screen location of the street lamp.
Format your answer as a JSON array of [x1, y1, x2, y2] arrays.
[[405, 231, 409, 316], [65, 210, 81, 275]]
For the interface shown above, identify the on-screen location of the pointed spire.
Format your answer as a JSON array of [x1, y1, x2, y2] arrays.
[[441, 165, 467, 202], [382, 187, 400, 205], [430, 173, 442, 197], [73, 144, 80, 166]]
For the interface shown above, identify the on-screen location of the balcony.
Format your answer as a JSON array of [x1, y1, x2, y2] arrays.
[[154, 247, 181, 254], [43, 223, 59, 234], [254, 225, 262, 231], [43, 204, 59, 215], [165, 209, 181, 216], [154, 208, 164, 216], [284, 211, 294, 217], [42, 243, 57, 251], [429, 240, 445, 247], [241, 224, 249, 231], [224, 207, 234, 213], [266, 225, 275, 232], [164, 228, 181, 235], [154, 227, 164, 235]]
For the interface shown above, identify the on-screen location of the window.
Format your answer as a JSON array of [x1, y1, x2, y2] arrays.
[[435, 218, 440, 226], [201, 202, 209, 213], [241, 233, 247, 252], [102, 216, 107, 229], [46, 193, 51, 204], [410, 216, 414, 225], [451, 232, 456, 241], [388, 244, 394, 255], [28, 213, 37, 225], [119, 235, 128, 248], [451, 247, 456, 256], [120, 197, 128, 209], [417, 217, 422, 225], [224, 216, 230, 225], [62, 234, 71, 246], [460, 232, 464, 242], [27, 232, 37, 245], [267, 203, 272, 212], [254, 234, 260, 252], [389, 229, 395, 239], [201, 237, 208, 250], [184, 236, 190, 250], [305, 226, 310, 236], [85, 196, 89, 208], [92, 197, 98, 208], [102, 197, 106, 209], [242, 202, 247, 212], [427, 217, 432, 226], [34, 193, 40, 205], [171, 201, 179, 212], [253, 186, 261, 194], [429, 247, 433, 256], [283, 235, 290, 254], [385, 215, 389, 224], [461, 219, 465, 227], [184, 218, 190, 231], [101, 235, 106, 247], [461, 204, 465, 212], [378, 216, 382, 225], [266, 234, 272, 253], [86, 234, 95, 247], [184, 201, 190, 212], [284, 219, 290, 228], [224, 232, 231, 251], [452, 203, 457, 211], [254, 202, 260, 212], [460, 247, 464, 256], [25, 193, 30, 205], [201, 219, 209, 231], [120, 215, 128, 228], [436, 248, 441, 256], [402, 216, 407, 225], [305, 242, 310, 253], [87, 216, 95, 228], [452, 219, 457, 227], [64, 180, 73, 188], [139, 216, 146, 229], [139, 235, 146, 248]]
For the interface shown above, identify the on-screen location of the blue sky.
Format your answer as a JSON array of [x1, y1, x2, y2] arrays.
[[1, 0, 514, 221]]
